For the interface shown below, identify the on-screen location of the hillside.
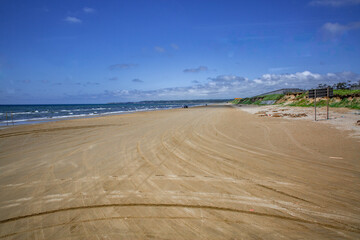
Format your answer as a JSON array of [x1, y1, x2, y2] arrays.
[[232, 90, 360, 109]]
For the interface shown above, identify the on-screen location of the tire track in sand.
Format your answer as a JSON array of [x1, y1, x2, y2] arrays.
[[0, 203, 359, 234], [0, 124, 123, 138], [186, 119, 316, 205]]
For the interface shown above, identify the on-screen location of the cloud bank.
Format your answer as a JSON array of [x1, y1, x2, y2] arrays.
[[103, 71, 359, 101], [3, 71, 358, 103], [322, 21, 360, 37], [183, 66, 208, 73]]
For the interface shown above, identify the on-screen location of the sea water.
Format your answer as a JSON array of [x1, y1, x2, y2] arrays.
[[0, 100, 228, 126]]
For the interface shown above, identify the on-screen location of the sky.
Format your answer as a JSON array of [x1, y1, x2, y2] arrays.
[[0, 0, 360, 104]]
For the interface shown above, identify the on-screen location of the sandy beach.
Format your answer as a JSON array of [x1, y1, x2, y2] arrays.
[[0, 104, 359, 239]]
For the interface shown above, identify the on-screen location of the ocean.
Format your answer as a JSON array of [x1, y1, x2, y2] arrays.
[[0, 100, 229, 126]]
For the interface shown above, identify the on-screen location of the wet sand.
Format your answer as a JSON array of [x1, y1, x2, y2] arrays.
[[0, 105, 359, 239]]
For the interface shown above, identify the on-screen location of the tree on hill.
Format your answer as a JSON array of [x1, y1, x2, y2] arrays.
[[317, 83, 329, 88], [317, 80, 358, 90]]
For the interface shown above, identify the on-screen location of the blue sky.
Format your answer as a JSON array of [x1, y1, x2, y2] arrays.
[[1, 0, 360, 104]]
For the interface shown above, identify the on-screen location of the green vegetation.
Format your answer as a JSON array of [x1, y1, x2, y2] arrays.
[[262, 94, 284, 101], [288, 98, 313, 107], [330, 98, 360, 109], [333, 89, 360, 96], [231, 98, 242, 104], [285, 92, 360, 109], [282, 97, 360, 109], [240, 98, 256, 104], [236, 97, 263, 105], [232, 89, 360, 109], [253, 99, 263, 105], [295, 92, 307, 100], [234, 94, 284, 105]]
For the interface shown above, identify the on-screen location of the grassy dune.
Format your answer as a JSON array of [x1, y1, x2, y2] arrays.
[[233, 90, 360, 109]]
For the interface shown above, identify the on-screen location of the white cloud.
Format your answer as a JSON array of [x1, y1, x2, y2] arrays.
[[323, 22, 348, 35], [310, 0, 360, 6], [183, 66, 208, 73], [322, 21, 360, 38], [252, 71, 358, 89], [170, 43, 179, 50], [83, 7, 95, 13], [102, 71, 359, 100], [154, 46, 165, 53], [64, 16, 82, 23]]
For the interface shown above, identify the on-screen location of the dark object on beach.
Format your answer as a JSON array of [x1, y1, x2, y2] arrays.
[[283, 113, 308, 118], [183, 105, 188, 108], [357, 120, 360, 126], [309, 87, 333, 121], [271, 113, 282, 117], [308, 88, 333, 98]]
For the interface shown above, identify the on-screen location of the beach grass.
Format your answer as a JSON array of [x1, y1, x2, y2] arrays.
[[334, 89, 360, 96], [262, 94, 284, 101], [233, 89, 360, 109]]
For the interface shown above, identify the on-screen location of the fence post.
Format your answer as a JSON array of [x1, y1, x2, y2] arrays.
[[314, 89, 317, 121], [327, 87, 330, 120]]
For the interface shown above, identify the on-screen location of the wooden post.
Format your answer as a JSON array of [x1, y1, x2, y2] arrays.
[[6, 112, 8, 126], [314, 89, 317, 121], [326, 87, 330, 119], [11, 112, 14, 126]]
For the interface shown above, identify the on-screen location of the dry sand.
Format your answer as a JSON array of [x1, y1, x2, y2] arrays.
[[237, 104, 360, 139], [0, 105, 359, 239]]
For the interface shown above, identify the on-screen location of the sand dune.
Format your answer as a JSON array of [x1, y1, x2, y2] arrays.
[[0, 105, 359, 239]]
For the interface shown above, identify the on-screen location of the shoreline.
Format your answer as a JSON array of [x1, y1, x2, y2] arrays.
[[0, 104, 209, 129], [0, 100, 230, 128]]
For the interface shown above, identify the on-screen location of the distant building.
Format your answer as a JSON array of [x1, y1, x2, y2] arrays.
[[254, 88, 304, 97]]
